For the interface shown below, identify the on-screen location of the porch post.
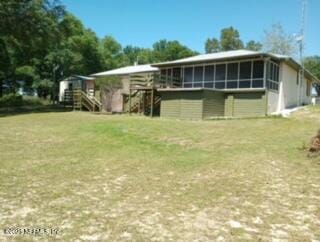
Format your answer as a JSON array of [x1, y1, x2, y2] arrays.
[[129, 89, 131, 115], [150, 88, 154, 117]]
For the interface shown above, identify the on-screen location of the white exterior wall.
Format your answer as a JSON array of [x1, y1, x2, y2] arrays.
[[281, 63, 299, 109], [301, 77, 312, 105], [59, 81, 69, 102], [277, 63, 311, 112], [267, 90, 279, 114]]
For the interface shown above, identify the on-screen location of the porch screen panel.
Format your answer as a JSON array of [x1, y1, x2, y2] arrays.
[[266, 61, 279, 91], [184, 67, 193, 88], [194, 66, 203, 87], [252, 61, 264, 88], [227, 62, 238, 88], [204, 65, 214, 88], [173, 68, 182, 87], [239, 61, 251, 88], [215, 64, 226, 89]]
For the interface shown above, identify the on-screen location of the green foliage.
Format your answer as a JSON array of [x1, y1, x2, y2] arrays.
[[263, 23, 297, 56], [220, 27, 244, 51], [205, 38, 220, 53], [32, 79, 54, 98], [0, 0, 200, 99], [100, 36, 126, 70], [153, 39, 197, 61], [304, 56, 320, 95], [246, 40, 263, 51], [0, 93, 23, 107], [95, 76, 123, 90], [205, 27, 261, 53]]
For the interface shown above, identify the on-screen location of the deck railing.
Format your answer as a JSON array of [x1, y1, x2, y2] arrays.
[[153, 74, 182, 88]]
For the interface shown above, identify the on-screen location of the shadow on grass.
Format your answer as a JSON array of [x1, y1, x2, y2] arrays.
[[0, 104, 73, 118]]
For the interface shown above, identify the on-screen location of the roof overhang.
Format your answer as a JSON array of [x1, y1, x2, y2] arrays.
[[91, 64, 159, 77]]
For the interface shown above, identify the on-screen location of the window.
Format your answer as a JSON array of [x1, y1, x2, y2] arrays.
[[227, 63, 238, 80], [215, 64, 226, 89], [252, 80, 263, 88], [227, 63, 238, 89], [167, 68, 172, 81], [194, 66, 203, 87], [239, 80, 251, 88], [204, 65, 214, 88], [253, 61, 264, 79], [215, 82, 225, 89], [184, 67, 193, 88], [173, 68, 181, 78], [215, 64, 226, 81], [240, 61, 252, 79], [266, 61, 280, 91]]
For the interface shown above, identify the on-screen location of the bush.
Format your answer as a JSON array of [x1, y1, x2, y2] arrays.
[[0, 94, 49, 108], [0, 93, 23, 107]]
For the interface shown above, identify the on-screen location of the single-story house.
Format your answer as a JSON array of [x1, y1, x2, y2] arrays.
[[91, 64, 159, 112], [150, 49, 318, 119], [59, 75, 95, 102]]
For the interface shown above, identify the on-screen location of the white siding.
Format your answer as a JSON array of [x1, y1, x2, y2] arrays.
[[267, 90, 279, 114], [59, 81, 69, 102], [277, 63, 311, 111]]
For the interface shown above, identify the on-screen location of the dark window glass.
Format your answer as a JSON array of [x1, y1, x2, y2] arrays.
[[240, 61, 252, 79], [253, 61, 264, 79], [270, 63, 274, 80], [184, 67, 193, 83], [194, 66, 203, 83], [184, 83, 192, 88], [227, 81, 237, 89], [215, 82, 225, 89], [194, 82, 202, 87], [215, 64, 226, 81], [227, 63, 238, 80], [252, 79, 263, 88], [275, 65, 279, 82], [204, 82, 214, 88], [167, 68, 172, 80], [173, 68, 181, 78], [204, 65, 214, 82], [239, 80, 250, 88]]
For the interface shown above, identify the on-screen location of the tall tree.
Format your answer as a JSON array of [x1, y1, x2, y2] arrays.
[[0, 0, 65, 96], [153, 39, 197, 62], [219, 27, 244, 51], [100, 36, 126, 70], [246, 41, 263, 51], [205, 38, 220, 53], [263, 23, 297, 56]]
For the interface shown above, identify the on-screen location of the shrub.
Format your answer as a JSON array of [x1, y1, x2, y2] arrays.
[[0, 93, 23, 107]]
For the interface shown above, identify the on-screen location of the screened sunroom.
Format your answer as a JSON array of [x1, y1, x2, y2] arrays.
[[156, 59, 280, 92]]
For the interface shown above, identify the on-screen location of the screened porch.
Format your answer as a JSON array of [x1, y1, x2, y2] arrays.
[[155, 59, 280, 92]]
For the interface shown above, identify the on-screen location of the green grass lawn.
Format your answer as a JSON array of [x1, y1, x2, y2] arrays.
[[0, 107, 320, 241]]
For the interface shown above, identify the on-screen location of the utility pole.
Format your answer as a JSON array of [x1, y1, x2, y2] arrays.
[[297, 0, 307, 106]]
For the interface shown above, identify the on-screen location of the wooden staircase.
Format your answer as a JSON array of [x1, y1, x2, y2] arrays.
[[127, 74, 161, 116], [64, 89, 102, 112]]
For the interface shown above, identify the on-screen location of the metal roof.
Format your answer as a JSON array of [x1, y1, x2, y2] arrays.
[[91, 64, 159, 77], [73, 75, 95, 80], [151, 49, 318, 82]]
